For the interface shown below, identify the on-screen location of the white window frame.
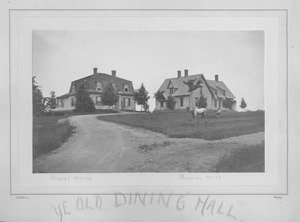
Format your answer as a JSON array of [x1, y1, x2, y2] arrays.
[[124, 84, 129, 92], [96, 82, 102, 91]]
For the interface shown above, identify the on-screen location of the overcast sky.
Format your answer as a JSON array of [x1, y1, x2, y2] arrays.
[[33, 30, 264, 111]]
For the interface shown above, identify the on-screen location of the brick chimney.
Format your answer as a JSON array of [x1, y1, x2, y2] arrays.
[[215, 74, 219, 82], [184, 69, 188, 77], [112, 70, 116, 77], [177, 70, 181, 78], [93, 67, 97, 74]]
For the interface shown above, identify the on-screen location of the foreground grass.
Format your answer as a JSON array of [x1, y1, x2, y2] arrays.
[[33, 116, 75, 159], [213, 143, 265, 172], [98, 110, 264, 140]]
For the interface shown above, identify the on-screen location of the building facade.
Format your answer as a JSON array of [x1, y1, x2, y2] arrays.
[[155, 70, 236, 111], [57, 68, 135, 111]]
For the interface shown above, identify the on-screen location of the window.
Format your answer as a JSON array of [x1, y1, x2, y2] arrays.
[[60, 99, 64, 107], [180, 97, 184, 107], [112, 83, 116, 89], [214, 99, 218, 108], [71, 98, 76, 107], [160, 101, 164, 108], [124, 84, 129, 92], [96, 96, 101, 105], [96, 82, 102, 91], [170, 87, 174, 94], [123, 98, 131, 107]]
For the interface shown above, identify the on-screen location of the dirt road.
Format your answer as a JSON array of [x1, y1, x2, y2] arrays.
[[33, 114, 264, 173]]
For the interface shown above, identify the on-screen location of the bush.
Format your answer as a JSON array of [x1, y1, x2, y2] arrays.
[[42, 111, 66, 116], [166, 95, 176, 110], [196, 95, 207, 108], [222, 98, 234, 109]]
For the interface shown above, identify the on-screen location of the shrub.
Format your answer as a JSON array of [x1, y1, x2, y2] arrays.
[[222, 98, 234, 109], [166, 95, 176, 110], [240, 97, 247, 109], [42, 111, 66, 116], [196, 95, 207, 108]]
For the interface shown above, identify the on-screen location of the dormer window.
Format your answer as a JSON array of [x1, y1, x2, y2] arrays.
[[124, 84, 129, 92], [170, 87, 174, 94], [96, 82, 102, 91]]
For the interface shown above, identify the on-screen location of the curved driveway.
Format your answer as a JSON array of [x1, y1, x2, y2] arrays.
[[34, 114, 138, 173], [33, 113, 264, 173]]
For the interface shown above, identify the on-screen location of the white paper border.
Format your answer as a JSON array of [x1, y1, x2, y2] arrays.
[[10, 10, 287, 195]]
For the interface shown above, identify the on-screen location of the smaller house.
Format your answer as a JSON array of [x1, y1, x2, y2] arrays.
[[57, 68, 136, 111], [155, 70, 236, 111]]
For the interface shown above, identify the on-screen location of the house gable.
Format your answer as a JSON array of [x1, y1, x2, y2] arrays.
[[155, 72, 236, 110]]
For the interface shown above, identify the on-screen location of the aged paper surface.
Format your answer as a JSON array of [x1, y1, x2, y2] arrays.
[[1, 0, 299, 221]]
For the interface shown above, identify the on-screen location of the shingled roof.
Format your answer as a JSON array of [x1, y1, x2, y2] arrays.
[[71, 72, 135, 94], [157, 73, 235, 100], [58, 68, 135, 99], [206, 79, 235, 99]]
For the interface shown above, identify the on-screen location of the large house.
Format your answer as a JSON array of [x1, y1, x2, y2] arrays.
[[57, 68, 135, 111], [155, 70, 236, 111]]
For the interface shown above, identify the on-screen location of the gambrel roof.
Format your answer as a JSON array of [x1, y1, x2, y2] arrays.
[[58, 70, 134, 99]]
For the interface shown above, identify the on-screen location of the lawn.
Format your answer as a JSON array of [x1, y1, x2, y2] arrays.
[[33, 116, 75, 159], [98, 110, 264, 140], [213, 143, 265, 172]]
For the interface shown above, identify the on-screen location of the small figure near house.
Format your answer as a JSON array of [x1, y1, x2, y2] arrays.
[[213, 108, 221, 118]]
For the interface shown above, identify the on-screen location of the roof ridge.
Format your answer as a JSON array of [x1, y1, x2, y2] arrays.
[[73, 72, 133, 83]]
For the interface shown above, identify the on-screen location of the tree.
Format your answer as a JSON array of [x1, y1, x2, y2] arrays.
[[154, 90, 165, 110], [134, 83, 150, 111], [154, 90, 165, 102], [196, 95, 207, 108], [101, 82, 119, 109], [143, 103, 149, 112], [183, 78, 203, 110], [74, 82, 96, 113], [32, 76, 45, 116], [240, 97, 247, 109], [166, 95, 176, 110], [45, 91, 58, 114], [223, 98, 233, 109]]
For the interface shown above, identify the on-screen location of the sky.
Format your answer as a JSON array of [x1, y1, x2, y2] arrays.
[[33, 30, 264, 111]]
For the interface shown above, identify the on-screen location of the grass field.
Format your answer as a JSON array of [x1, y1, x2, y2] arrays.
[[213, 143, 265, 172], [98, 110, 264, 140], [33, 116, 75, 159]]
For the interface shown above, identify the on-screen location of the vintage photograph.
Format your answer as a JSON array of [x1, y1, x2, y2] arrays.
[[32, 30, 265, 173]]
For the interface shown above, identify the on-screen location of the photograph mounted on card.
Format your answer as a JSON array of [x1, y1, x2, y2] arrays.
[[9, 9, 287, 194]]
